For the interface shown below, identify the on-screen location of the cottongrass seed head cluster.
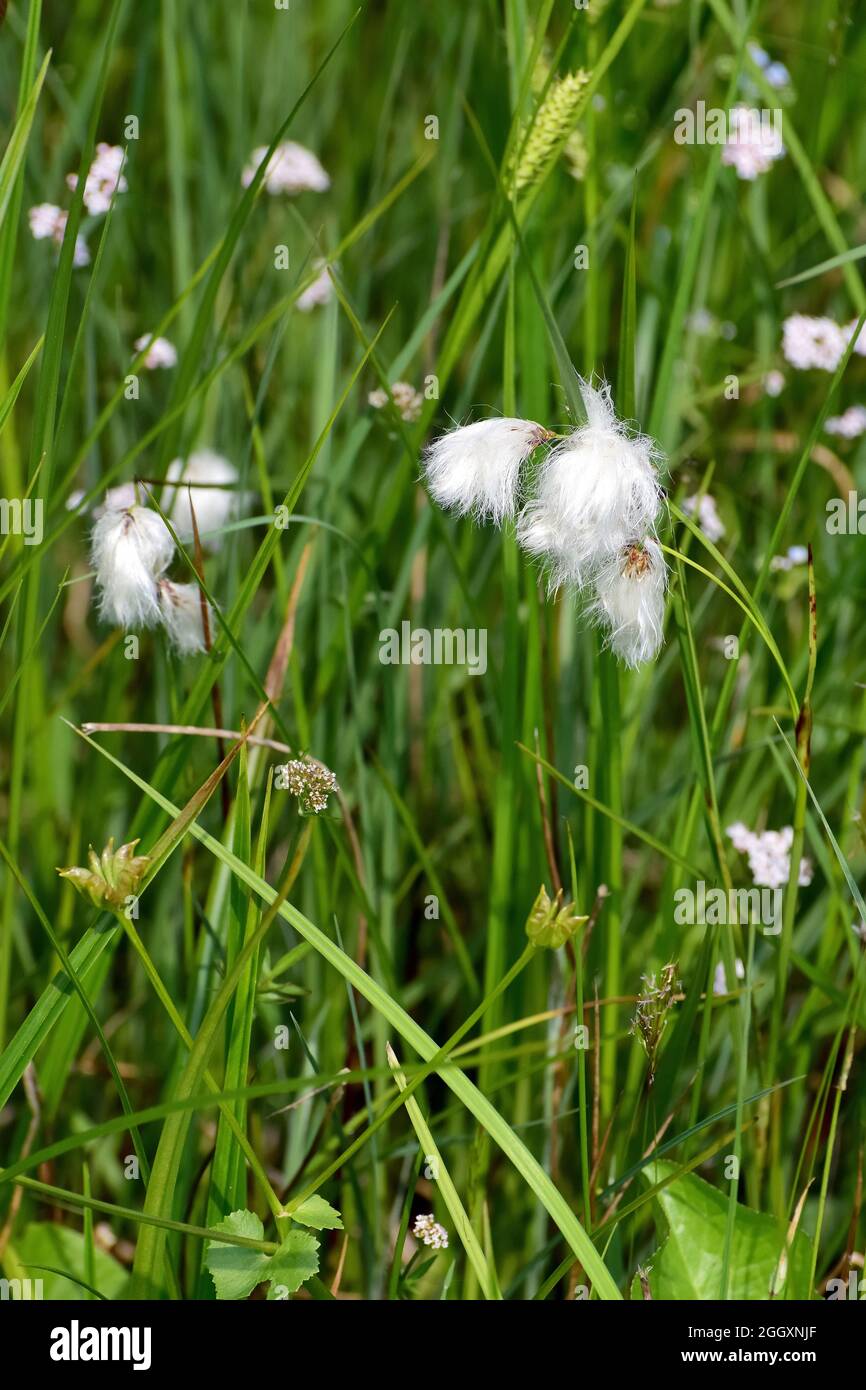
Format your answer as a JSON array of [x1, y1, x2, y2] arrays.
[[423, 377, 667, 667]]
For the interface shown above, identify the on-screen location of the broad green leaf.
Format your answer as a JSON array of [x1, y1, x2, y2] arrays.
[[205, 1210, 319, 1300], [3, 1222, 129, 1301], [290, 1196, 344, 1232], [634, 1163, 811, 1301]]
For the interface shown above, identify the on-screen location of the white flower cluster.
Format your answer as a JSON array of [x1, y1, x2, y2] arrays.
[[682, 492, 725, 543], [726, 822, 813, 889], [769, 544, 808, 573], [369, 380, 424, 423], [782, 314, 865, 373], [296, 262, 334, 313], [824, 405, 866, 440], [721, 106, 785, 181], [422, 379, 667, 668], [412, 1213, 449, 1250], [89, 451, 240, 654], [30, 142, 126, 268], [242, 142, 329, 195], [134, 334, 178, 370]]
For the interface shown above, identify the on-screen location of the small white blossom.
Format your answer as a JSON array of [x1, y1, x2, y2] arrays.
[[370, 380, 424, 423], [162, 450, 240, 548], [770, 543, 809, 572], [682, 492, 725, 543], [726, 822, 812, 889], [242, 142, 330, 195], [844, 320, 866, 357], [763, 369, 785, 397], [517, 379, 663, 589], [713, 957, 745, 996], [280, 759, 339, 815], [28, 203, 90, 266], [67, 143, 127, 215], [134, 334, 178, 370], [412, 1213, 449, 1250], [782, 314, 846, 372], [721, 106, 785, 180], [424, 416, 549, 525], [825, 405, 866, 439], [589, 537, 667, 669], [157, 580, 212, 655], [296, 262, 334, 312], [91, 504, 174, 629]]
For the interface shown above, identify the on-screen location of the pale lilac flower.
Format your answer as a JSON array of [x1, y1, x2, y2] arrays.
[[588, 537, 667, 669], [242, 142, 330, 195], [134, 334, 178, 370], [517, 379, 663, 588], [91, 504, 174, 629], [28, 203, 90, 267], [296, 263, 333, 312], [763, 369, 786, 397], [782, 314, 846, 372], [721, 106, 785, 180], [67, 143, 127, 215], [824, 405, 866, 439], [726, 822, 812, 889], [412, 1213, 449, 1251], [162, 450, 240, 548], [424, 417, 550, 524], [157, 579, 212, 655], [370, 380, 424, 423], [682, 492, 725, 543]]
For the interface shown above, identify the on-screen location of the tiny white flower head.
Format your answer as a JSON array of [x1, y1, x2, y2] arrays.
[[682, 492, 725, 543], [370, 380, 424, 423], [67, 142, 127, 215], [423, 416, 550, 525], [589, 537, 667, 669], [157, 579, 212, 655], [721, 106, 785, 180], [28, 203, 90, 266], [825, 405, 866, 439], [134, 334, 178, 370], [517, 379, 663, 588], [763, 369, 786, 397], [91, 504, 174, 629], [162, 450, 240, 548], [296, 262, 334, 312], [412, 1213, 449, 1250], [242, 142, 330, 195], [782, 314, 846, 372]]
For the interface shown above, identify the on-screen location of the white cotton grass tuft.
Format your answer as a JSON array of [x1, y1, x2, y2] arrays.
[[241, 142, 330, 195], [161, 450, 241, 548], [588, 537, 667, 669], [422, 416, 550, 524], [157, 580, 213, 655], [517, 378, 663, 589], [91, 504, 174, 629]]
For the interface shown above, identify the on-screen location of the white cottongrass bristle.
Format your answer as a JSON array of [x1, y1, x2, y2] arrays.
[[589, 537, 667, 669], [517, 378, 662, 589], [241, 142, 330, 195], [423, 417, 549, 524], [161, 450, 240, 547], [91, 504, 174, 629], [157, 580, 212, 655]]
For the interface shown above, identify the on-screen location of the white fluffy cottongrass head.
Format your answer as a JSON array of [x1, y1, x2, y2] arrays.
[[67, 143, 127, 215], [91, 503, 174, 629], [162, 450, 240, 547], [517, 379, 663, 588], [423, 416, 550, 525], [242, 142, 330, 195], [28, 204, 90, 267], [157, 580, 212, 655], [589, 537, 667, 669], [134, 334, 178, 370]]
